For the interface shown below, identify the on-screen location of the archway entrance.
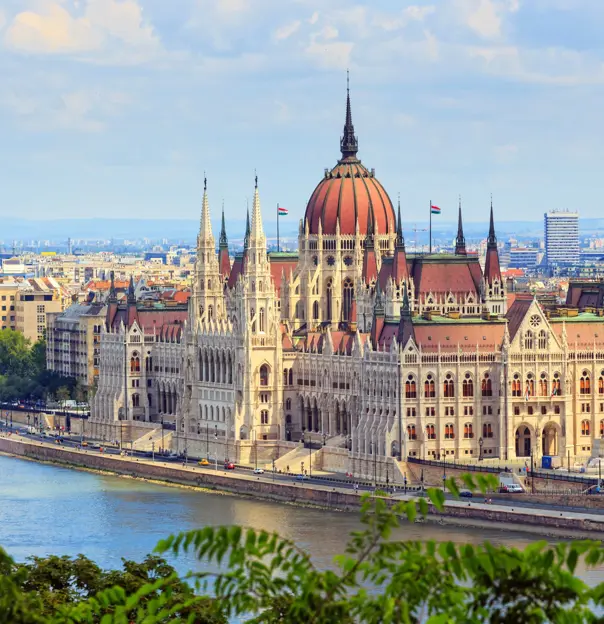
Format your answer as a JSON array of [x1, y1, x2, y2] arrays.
[[515, 426, 531, 457], [542, 424, 558, 456]]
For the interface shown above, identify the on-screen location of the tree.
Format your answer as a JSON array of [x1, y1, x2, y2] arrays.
[[55, 386, 70, 408], [2, 475, 604, 623]]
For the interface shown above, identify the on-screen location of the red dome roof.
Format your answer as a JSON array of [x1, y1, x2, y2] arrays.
[[304, 161, 395, 236], [303, 83, 395, 236]]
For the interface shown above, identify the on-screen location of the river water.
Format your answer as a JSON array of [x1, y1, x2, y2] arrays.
[[1, 454, 603, 584]]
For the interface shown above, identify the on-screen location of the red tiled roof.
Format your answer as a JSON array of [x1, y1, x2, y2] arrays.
[[227, 257, 243, 289], [412, 259, 480, 299], [413, 323, 505, 352], [505, 298, 532, 341], [269, 259, 297, 296]]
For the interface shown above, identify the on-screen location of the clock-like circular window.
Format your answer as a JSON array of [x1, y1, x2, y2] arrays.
[[326, 255, 335, 266], [529, 315, 541, 327]]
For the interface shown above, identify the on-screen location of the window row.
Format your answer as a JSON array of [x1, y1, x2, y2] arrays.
[[405, 373, 494, 400], [408, 422, 495, 441]]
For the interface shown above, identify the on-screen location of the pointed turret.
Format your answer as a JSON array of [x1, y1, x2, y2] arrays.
[[106, 270, 118, 330], [218, 204, 231, 281], [127, 275, 136, 303], [250, 174, 265, 242], [244, 207, 251, 250], [362, 210, 378, 284], [370, 282, 385, 350], [108, 270, 117, 303], [198, 175, 213, 243], [126, 275, 138, 328], [397, 283, 415, 346], [392, 196, 409, 283], [455, 196, 467, 256], [484, 197, 502, 284], [340, 70, 359, 161]]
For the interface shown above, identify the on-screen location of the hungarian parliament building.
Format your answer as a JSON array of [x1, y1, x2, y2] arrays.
[[90, 89, 604, 474]]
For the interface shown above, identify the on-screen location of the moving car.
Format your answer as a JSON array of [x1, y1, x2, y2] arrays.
[[499, 483, 524, 493], [296, 474, 310, 481], [199, 458, 210, 466], [459, 489, 473, 498], [224, 462, 235, 470], [253, 468, 264, 474]]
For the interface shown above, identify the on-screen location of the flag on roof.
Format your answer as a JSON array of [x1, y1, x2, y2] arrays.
[[431, 205, 441, 214], [278, 207, 288, 216]]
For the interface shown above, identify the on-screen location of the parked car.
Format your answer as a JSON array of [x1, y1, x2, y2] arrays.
[[199, 458, 210, 466], [224, 462, 235, 470], [459, 489, 473, 498], [499, 483, 523, 493], [296, 474, 310, 481], [253, 468, 264, 474]]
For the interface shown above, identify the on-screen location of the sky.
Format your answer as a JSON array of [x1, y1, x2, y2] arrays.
[[1, 0, 604, 231]]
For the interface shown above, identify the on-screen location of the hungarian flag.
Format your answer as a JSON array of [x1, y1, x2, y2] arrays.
[[431, 205, 441, 214], [278, 207, 288, 216]]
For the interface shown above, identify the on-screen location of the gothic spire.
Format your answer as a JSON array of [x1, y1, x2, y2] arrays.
[[455, 195, 467, 256], [219, 202, 228, 249], [487, 195, 497, 248], [396, 194, 405, 249], [198, 174, 214, 244], [340, 70, 358, 161], [127, 275, 136, 303], [244, 204, 250, 250], [250, 174, 265, 242], [365, 204, 374, 249], [108, 270, 117, 302]]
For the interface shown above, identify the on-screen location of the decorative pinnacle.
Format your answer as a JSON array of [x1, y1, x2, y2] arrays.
[[488, 195, 497, 247], [219, 202, 228, 248], [396, 194, 404, 248], [455, 195, 466, 255], [340, 70, 358, 161]]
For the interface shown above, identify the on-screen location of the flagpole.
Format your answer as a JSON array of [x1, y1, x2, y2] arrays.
[[277, 203, 280, 253], [429, 200, 432, 254]]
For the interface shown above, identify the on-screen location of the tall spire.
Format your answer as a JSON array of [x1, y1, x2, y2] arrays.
[[108, 270, 117, 302], [455, 195, 467, 256], [250, 174, 265, 242], [487, 195, 497, 248], [127, 275, 136, 303], [199, 174, 213, 241], [396, 194, 405, 249], [244, 204, 250, 250], [340, 70, 358, 161], [219, 202, 228, 248]]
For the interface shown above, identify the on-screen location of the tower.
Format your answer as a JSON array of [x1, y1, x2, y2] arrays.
[[455, 197, 467, 256], [218, 204, 231, 281], [483, 199, 506, 315]]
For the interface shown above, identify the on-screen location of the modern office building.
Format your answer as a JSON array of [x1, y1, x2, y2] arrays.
[[544, 210, 579, 266]]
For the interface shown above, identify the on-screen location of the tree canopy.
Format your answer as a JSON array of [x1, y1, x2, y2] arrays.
[[1, 475, 604, 623]]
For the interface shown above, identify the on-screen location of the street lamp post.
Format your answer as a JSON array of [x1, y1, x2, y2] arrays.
[[531, 451, 535, 494], [152, 441, 155, 462], [160, 416, 164, 454], [214, 425, 218, 471], [206, 423, 209, 459], [479, 436, 484, 461], [253, 430, 258, 471], [442, 447, 446, 492], [308, 431, 312, 478]]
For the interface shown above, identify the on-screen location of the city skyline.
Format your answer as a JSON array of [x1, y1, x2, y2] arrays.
[[2, 1, 604, 222]]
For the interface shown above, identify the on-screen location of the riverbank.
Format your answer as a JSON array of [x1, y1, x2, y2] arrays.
[[2, 435, 604, 538]]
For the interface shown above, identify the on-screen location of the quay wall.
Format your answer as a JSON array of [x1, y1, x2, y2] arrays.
[[2, 437, 604, 536]]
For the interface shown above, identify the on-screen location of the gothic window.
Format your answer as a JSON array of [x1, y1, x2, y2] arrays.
[[259, 364, 270, 387], [552, 373, 561, 396], [554, 405, 560, 414], [326, 280, 333, 320], [259, 307, 265, 333], [512, 373, 521, 397], [424, 374, 435, 398], [288, 368, 293, 385], [539, 373, 548, 396], [464, 423, 473, 439], [208, 305, 214, 321], [130, 353, 140, 373], [601, 420, 604, 437], [444, 423, 455, 440], [443, 373, 455, 398], [580, 371, 591, 395], [581, 420, 591, 436], [525, 373, 535, 397], [481, 373, 492, 397], [462, 373, 474, 398], [426, 424, 436, 440], [313, 301, 319, 320], [524, 330, 534, 350], [327, 256, 335, 266], [283, 369, 289, 386], [342, 279, 354, 321], [261, 410, 269, 425], [405, 375, 417, 399], [407, 424, 417, 440], [343, 256, 353, 266], [538, 330, 547, 349], [599, 373, 604, 395], [147, 393, 152, 408], [208, 279, 212, 290], [483, 423, 493, 438], [132, 393, 140, 407], [286, 398, 292, 410]]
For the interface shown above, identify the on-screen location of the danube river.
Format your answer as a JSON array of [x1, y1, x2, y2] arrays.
[[1, 454, 603, 583]]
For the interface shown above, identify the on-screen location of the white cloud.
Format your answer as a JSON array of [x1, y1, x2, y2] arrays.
[[273, 20, 301, 41], [464, 0, 503, 38], [373, 5, 436, 32], [4, 0, 162, 63], [305, 26, 352, 70], [308, 11, 319, 25]]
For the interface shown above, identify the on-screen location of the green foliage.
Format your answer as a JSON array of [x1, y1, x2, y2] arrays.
[[1, 478, 604, 622]]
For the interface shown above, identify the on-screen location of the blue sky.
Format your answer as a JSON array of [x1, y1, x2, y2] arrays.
[[1, 0, 604, 228]]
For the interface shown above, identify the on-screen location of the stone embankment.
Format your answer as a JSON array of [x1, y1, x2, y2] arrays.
[[2, 436, 604, 537]]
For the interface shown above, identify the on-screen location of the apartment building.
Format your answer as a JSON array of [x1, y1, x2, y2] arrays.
[[0, 281, 18, 331], [15, 278, 64, 342]]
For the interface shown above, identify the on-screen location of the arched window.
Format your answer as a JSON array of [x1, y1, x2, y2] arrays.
[[600, 419, 604, 437], [342, 279, 354, 321], [512, 373, 521, 397], [259, 365, 269, 386], [147, 393, 152, 408], [426, 424, 436, 440], [132, 393, 140, 407], [462, 373, 473, 398], [581, 420, 591, 436], [285, 398, 292, 410], [481, 373, 492, 397], [539, 373, 548, 397], [483, 423, 493, 438], [405, 375, 417, 399], [288, 368, 293, 385], [312, 301, 319, 321], [538, 330, 547, 349], [444, 373, 454, 398], [259, 307, 265, 333], [599, 373, 604, 395], [130, 353, 140, 373], [260, 410, 269, 425], [464, 423, 473, 439], [424, 374, 435, 398], [526, 374, 535, 397], [251, 308, 256, 333], [444, 423, 455, 439], [208, 304, 213, 321], [283, 369, 289, 386], [580, 371, 591, 395], [407, 425, 417, 440], [326, 280, 333, 320], [524, 330, 533, 350]]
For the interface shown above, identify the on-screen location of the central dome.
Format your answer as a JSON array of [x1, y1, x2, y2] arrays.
[[304, 85, 395, 236]]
